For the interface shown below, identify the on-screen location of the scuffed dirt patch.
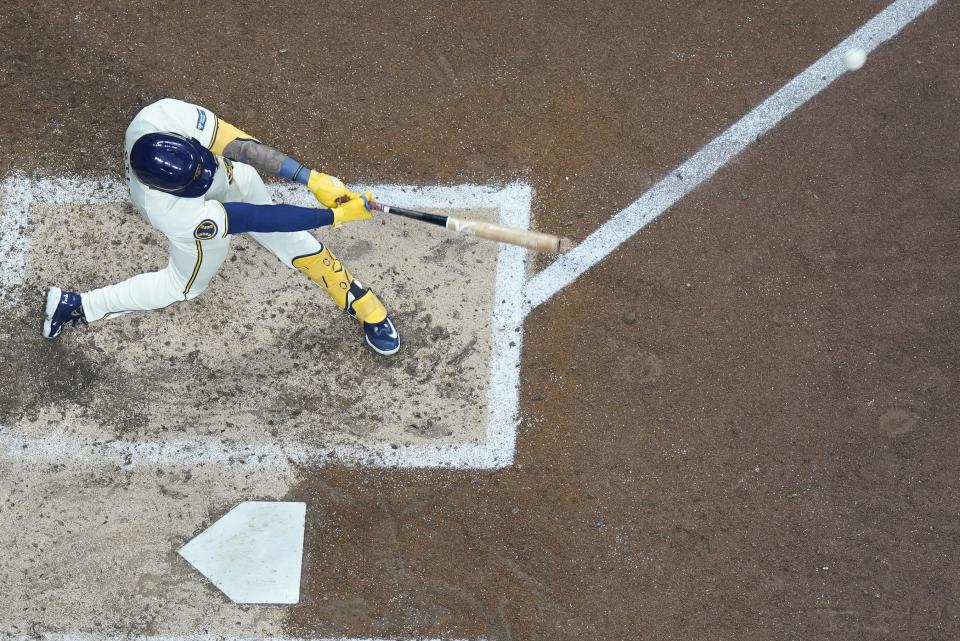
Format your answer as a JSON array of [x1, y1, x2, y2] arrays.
[[5, 199, 503, 453]]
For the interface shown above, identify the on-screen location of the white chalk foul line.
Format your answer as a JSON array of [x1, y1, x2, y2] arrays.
[[0, 1, 938, 470], [523, 0, 941, 313], [31, 635, 481, 641], [0, 177, 531, 470]]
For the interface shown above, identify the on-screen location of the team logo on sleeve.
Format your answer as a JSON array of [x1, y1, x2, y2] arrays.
[[193, 219, 219, 240], [196, 108, 207, 131]]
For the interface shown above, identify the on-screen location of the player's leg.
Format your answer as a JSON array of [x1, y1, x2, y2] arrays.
[[43, 238, 230, 338], [229, 162, 400, 355], [248, 230, 400, 355], [250, 230, 384, 321]]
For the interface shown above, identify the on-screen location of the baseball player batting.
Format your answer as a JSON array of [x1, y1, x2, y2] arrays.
[[42, 98, 400, 355]]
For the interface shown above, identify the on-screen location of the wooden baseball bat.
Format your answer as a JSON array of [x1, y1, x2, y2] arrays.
[[370, 203, 573, 253]]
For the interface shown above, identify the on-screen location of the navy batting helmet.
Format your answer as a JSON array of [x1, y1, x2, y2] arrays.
[[130, 133, 216, 198]]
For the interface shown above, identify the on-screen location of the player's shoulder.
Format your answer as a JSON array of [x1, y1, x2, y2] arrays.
[[125, 98, 216, 150], [132, 98, 203, 120], [136, 189, 199, 228], [141, 192, 227, 242]]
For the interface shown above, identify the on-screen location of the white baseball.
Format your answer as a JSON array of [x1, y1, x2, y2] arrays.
[[843, 48, 867, 71]]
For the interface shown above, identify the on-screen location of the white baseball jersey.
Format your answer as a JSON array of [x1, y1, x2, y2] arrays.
[[123, 98, 232, 242], [80, 99, 323, 323]]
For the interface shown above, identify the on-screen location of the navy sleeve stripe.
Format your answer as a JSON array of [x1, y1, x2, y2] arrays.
[[222, 202, 335, 234]]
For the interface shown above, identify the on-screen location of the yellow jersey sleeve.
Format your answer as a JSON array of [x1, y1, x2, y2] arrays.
[[209, 118, 259, 156], [124, 98, 257, 156]]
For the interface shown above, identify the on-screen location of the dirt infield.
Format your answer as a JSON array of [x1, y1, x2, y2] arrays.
[[2, 1, 958, 640], [10, 198, 502, 452]]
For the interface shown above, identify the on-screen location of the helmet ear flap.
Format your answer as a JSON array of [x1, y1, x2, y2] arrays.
[[130, 133, 216, 197]]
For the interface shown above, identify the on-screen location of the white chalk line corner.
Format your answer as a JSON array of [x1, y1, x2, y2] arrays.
[[36, 635, 482, 641], [0, 0, 940, 473], [0, 177, 532, 471], [0, 1, 943, 641]]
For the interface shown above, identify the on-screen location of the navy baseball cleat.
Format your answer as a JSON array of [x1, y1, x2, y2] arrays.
[[363, 316, 400, 356], [42, 286, 87, 339]]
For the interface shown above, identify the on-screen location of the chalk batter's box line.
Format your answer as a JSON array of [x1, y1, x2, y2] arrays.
[[0, 3, 943, 641], [0, 177, 531, 470], [32, 635, 482, 641], [0, 0, 940, 469]]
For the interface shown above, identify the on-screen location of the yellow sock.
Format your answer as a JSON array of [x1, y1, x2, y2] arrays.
[[292, 246, 387, 324]]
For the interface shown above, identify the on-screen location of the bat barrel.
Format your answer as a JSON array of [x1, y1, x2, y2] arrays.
[[374, 202, 572, 253], [445, 217, 567, 253]]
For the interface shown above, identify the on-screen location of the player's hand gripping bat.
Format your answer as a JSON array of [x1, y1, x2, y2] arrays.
[[369, 202, 573, 253]]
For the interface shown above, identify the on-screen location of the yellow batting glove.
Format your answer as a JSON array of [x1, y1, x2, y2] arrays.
[[331, 192, 376, 227], [307, 170, 359, 208]]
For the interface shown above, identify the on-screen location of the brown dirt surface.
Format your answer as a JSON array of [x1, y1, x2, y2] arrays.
[[3, 1, 959, 640]]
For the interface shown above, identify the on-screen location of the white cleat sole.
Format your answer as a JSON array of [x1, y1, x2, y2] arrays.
[[42, 286, 63, 339], [365, 336, 400, 356]]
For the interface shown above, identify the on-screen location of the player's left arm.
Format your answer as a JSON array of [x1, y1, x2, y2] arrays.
[[220, 192, 375, 234], [210, 119, 358, 208]]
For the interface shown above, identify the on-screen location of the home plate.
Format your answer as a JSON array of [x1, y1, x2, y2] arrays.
[[178, 501, 306, 604]]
